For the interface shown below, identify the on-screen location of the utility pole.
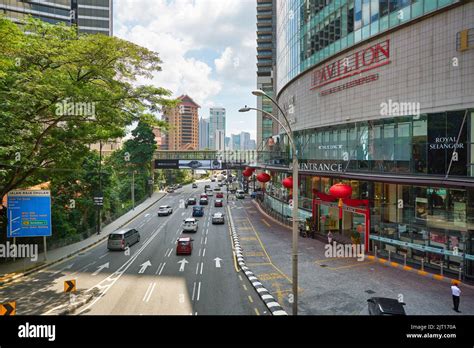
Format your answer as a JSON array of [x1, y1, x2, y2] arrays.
[[96, 140, 102, 235], [131, 170, 135, 209]]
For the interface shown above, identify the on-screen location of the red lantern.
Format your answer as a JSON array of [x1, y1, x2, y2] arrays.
[[256, 172, 271, 183], [242, 169, 252, 177], [329, 183, 352, 199], [282, 177, 293, 189], [246, 167, 255, 172]]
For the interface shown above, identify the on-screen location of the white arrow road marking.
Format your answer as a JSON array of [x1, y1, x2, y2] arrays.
[[177, 258, 189, 272], [142, 282, 156, 302], [139, 260, 152, 274], [145, 213, 150, 218], [214, 257, 222, 268], [92, 262, 110, 276]]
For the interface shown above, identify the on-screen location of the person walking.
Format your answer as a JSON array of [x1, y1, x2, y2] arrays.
[[327, 231, 333, 245], [451, 280, 461, 312]]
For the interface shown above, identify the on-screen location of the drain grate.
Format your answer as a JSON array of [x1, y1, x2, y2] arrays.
[[319, 264, 328, 268], [365, 290, 376, 294]]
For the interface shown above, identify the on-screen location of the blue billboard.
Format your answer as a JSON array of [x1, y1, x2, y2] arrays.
[[7, 190, 52, 237]]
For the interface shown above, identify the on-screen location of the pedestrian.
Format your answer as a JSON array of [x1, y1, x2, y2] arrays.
[[451, 280, 461, 312], [327, 231, 333, 245]]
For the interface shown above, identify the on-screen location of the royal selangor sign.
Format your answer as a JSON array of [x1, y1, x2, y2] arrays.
[[310, 39, 390, 90]]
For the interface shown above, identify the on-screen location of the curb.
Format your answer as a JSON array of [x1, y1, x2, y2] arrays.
[[227, 206, 288, 316], [0, 194, 166, 287], [366, 254, 474, 289]]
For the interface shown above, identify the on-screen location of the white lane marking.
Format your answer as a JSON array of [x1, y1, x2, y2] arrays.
[[195, 263, 199, 275], [181, 212, 185, 216], [204, 237, 207, 245], [191, 282, 196, 301], [73, 225, 164, 315], [198, 248, 201, 257], [200, 237, 203, 244], [238, 275, 243, 281], [158, 262, 166, 275], [142, 282, 156, 302], [145, 213, 150, 218], [200, 262, 203, 275], [202, 248, 206, 257], [166, 248, 173, 257], [69, 261, 96, 277], [98, 253, 108, 259], [155, 263, 163, 275], [48, 263, 75, 277], [196, 282, 201, 301], [205, 229, 208, 235]]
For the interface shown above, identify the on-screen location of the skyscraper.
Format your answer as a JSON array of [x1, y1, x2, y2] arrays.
[[199, 117, 210, 150], [256, 0, 277, 149], [162, 95, 200, 151], [209, 107, 226, 150], [0, 0, 113, 36]]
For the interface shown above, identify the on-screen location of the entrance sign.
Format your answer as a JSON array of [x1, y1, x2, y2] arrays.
[[7, 190, 52, 238]]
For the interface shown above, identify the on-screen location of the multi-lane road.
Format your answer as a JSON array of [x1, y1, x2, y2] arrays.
[[0, 181, 269, 315]]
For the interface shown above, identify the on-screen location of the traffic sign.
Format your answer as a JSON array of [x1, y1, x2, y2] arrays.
[[0, 301, 16, 316], [7, 190, 51, 238], [93, 196, 104, 206], [64, 279, 76, 293]]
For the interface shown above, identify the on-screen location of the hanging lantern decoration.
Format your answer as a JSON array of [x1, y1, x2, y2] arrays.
[[246, 167, 256, 172], [256, 172, 271, 183], [329, 183, 353, 212], [282, 176, 293, 189], [242, 169, 252, 177]]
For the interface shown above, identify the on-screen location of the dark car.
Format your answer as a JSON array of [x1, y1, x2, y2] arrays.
[[185, 160, 203, 169], [192, 183, 198, 188], [214, 199, 223, 207], [204, 184, 211, 190], [187, 197, 197, 205], [199, 197, 208, 205], [192, 206, 204, 217], [367, 297, 406, 316]]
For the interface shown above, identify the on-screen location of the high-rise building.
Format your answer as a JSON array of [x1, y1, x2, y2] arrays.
[[224, 136, 231, 150], [162, 95, 200, 151], [0, 0, 113, 36], [256, 0, 277, 149], [240, 131, 251, 150], [230, 134, 241, 151], [152, 126, 165, 149], [199, 117, 210, 150], [215, 130, 225, 152], [209, 107, 226, 150]]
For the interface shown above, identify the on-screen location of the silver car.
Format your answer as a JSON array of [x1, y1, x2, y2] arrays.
[[107, 229, 140, 250]]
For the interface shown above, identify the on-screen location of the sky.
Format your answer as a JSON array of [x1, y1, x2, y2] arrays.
[[114, 0, 258, 140]]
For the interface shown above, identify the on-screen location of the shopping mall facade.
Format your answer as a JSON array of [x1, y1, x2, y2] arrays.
[[257, 0, 474, 280]]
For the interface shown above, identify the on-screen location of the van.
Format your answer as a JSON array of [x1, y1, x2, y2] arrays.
[[107, 229, 140, 250]]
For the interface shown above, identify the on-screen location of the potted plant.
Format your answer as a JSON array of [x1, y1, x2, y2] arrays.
[[351, 230, 361, 244]]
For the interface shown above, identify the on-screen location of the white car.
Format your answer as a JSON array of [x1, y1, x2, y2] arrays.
[[236, 190, 245, 199], [182, 218, 198, 233], [158, 205, 173, 216]]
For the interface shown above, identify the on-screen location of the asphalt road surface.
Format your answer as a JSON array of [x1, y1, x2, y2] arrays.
[[0, 181, 269, 315]]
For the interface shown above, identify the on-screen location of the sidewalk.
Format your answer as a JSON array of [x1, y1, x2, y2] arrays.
[[0, 192, 166, 283]]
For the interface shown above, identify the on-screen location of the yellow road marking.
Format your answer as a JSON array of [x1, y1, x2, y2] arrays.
[[254, 308, 260, 316], [248, 296, 254, 303], [227, 213, 240, 273], [243, 284, 248, 291], [325, 260, 375, 270], [259, 273, 285, 281], [272, 282, 284, 304], [261, 219, 271, 227], [246, 262, 273, 266]]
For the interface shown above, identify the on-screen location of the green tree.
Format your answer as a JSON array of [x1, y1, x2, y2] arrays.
[[0, 17, 177, 201]]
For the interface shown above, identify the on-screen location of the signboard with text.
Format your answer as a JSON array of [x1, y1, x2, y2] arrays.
[[7, 190, 52, 238]]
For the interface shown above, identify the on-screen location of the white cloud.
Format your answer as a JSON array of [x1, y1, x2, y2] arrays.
[[114, 0, 257, 137]]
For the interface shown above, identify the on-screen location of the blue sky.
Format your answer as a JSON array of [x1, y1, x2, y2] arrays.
[[114, 0, 258, 140]]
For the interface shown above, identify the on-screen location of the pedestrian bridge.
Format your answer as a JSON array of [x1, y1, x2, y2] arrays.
[[153, 150, 288, 169]]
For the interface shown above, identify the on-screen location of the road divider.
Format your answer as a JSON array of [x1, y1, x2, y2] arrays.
[[226, 206, 287, 316]]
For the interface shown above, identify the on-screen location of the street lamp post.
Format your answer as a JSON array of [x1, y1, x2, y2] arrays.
[[239, 97, 299, 316]]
